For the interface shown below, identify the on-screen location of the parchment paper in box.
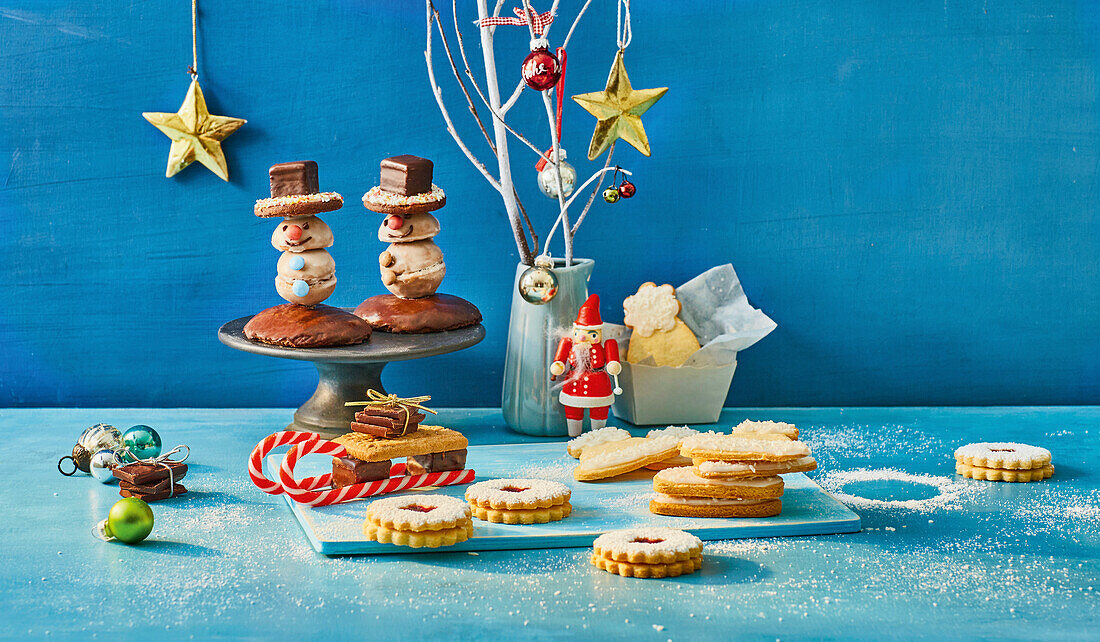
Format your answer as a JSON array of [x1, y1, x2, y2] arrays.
[[609, 264, 776, 425]]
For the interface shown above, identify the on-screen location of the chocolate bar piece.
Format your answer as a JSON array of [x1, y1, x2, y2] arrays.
[[120, 484, 187, 502], [355, 407, 426, 422], [269, 160, 319, 197], [406, 449, 467, 475], [120, 477, 173, 494], [351, 421, 420, 439], [112, 461, 188, 486], [380, 155, 433, 196], [332, 457, 392, 488]]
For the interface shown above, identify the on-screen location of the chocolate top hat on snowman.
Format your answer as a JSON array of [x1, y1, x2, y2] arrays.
[[362, 155, 446, 216], [255, 160, 344, 218]]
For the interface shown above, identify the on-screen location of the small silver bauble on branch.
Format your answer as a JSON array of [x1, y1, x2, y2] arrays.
[[537, 149, 577, 199], [518, 255, 560, 305]]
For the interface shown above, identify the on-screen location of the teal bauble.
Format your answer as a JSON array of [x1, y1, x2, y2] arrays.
[[105, 498, 154, 544], [122, 425, 162, 460]]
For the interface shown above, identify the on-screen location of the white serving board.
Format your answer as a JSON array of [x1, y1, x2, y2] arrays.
[[270, 442, 861, 555]]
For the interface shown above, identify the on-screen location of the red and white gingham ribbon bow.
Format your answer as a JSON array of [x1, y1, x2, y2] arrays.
[[475, 6, 555, 35], [248, 430, 475, 507]]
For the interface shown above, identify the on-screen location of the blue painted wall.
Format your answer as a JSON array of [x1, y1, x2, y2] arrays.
[[2, 1, 1097, 408]]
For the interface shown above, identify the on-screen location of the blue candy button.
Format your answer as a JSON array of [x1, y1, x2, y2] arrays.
[[288, 255, 305, 270], [292, 280, 309, 297]]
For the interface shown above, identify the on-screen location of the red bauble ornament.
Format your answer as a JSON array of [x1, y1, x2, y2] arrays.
[[618, 181, 636, 198], [522, 47, 561, 91]]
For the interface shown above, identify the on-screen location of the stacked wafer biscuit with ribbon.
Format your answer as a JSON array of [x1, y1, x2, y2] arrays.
[[333, 391, 469, 486], [650, 421, 816, 518]]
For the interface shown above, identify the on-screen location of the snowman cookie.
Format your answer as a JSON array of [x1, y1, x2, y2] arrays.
[[623, 283, 700, 367]]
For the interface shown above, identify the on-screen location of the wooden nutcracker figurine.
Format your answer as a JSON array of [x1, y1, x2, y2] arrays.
[[550, 294, 622, 437]]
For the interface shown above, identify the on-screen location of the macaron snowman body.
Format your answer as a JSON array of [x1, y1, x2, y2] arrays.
[[378, 212, 445, 299], [273, 215, 336, 306]]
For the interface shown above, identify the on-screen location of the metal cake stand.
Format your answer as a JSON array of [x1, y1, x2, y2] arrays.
[[218, 312, 484, 436]]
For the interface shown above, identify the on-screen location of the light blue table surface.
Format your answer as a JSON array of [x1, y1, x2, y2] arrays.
[[2, 407, 1097, 640]]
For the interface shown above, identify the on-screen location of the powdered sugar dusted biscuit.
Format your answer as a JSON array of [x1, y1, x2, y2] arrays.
[[653, 467, 784, 499], [465, 478, 571, 510], [649, 494, 783, 518], [623, 283, 680, 336], [472, 502, 572, 524], [956, 462, 1054, 482], [623, 283, 700, 367], [680, 434, 810, 462], [733, 420, 799, 440], [567, 426, 631, 459], [362, 184, 446, 215], [365, 494, 472, 532], [643, 426, 701, 470], [693, 456, 818, 479], [574, 437, 680, 481], [592, 527, 702, 564], [954, 442, 1051, 470]]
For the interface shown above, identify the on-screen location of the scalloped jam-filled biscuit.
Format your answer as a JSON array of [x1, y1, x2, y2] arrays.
[[679, 434, 810, 462], [365, 494, 472, 532], [956, 462, 1054, 482], [692, 456, 818, 479], [954, 442, 1051, 470], [567, 427, 631, 459], [465, 478, 571, 510], [732, 420, 799, 440], [593, 527, 702, 564], [363, 494, 473, 548], [649, 494, 783, 518], [623, 283, 700, 367], [574, 437, 680, 481], [653, 467, 784, 499]]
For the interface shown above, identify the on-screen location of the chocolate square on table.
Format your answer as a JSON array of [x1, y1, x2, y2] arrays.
[[380, 155, 433, 196], [120, 477, 173, 494], [406, 449, 467, 475], [112, 461, 188, 486], [351, 420, 420, 439], [356, 407, 427, 422], [269, 160, 320, 197], [120, 484, 187, 502], [332, 457, 392, 488]]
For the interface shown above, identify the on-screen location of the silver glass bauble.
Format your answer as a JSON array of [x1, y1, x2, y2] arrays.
[[79, 424, 124, 456], [89, 449, 120, 483], [537, 150, 577, 199], [517, 257, 559, 305]]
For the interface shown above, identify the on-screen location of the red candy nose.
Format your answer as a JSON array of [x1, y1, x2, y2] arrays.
[[286, 225, 303, 240], [386, 216, 404, 231]]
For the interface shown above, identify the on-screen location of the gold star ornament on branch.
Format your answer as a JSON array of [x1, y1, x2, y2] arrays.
[[143, 79, 245, 181], [572, 49, 668, 160]]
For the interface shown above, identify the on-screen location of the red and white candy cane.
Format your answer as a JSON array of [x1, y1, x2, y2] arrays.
[[249, 430, 322, 495], [278, 438, 475, 507]]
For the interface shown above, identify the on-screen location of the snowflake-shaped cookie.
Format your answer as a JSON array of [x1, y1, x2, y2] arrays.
[[623, 282, 681, 337]]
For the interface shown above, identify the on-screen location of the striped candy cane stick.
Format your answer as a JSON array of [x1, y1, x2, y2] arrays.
[[278, 437, 475, 507], [248, 430, 322, 495]]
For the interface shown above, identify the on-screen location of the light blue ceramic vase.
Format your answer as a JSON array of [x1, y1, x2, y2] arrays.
[[502, 258, 594, 436]]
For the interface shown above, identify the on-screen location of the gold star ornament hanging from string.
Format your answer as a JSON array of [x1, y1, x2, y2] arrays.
[[143, 79, 246, 181], [572, 50, 668, 160]]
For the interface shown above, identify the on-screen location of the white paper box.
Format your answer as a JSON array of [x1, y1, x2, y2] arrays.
[[612, 359, 737, 426]]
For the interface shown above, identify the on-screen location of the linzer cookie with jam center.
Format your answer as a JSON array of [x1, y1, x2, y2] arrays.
[[954, 442, 1054, 482], [465, 478, 573, 524], [363, 494, 473, 548], [591, 527, 704, 579]]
